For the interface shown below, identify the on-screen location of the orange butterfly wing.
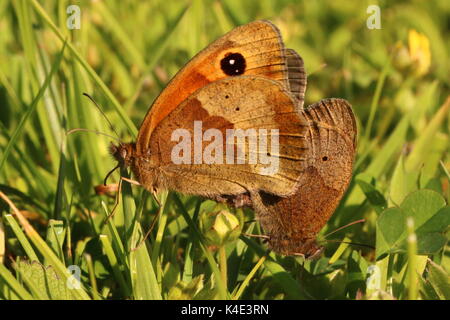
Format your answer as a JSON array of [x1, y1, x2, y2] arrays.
[[136, 20, 295, 154]]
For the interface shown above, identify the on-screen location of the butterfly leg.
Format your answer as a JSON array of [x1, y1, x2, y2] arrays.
[[121, 177, 141, 186], [131, 204, 161, 251], [131, 189, 170, 251], [101, 176, 141, 225], [242, 233, 270, 243]]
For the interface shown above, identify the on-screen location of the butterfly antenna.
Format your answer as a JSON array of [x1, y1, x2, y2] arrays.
[[323, 219, 365, 239], [66, 128, 121, 142], [82, 92, 122, 140], [322, 239, 374, 250]]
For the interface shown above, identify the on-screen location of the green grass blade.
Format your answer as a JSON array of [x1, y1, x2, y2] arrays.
[[30, 0, 137, 137], [0, 191, 91, 300], [120, 175, 162, 300], [0, 42, 65, 175], [363, 57, 391, 143], [405, 97, 450, 171], [0, 263, 34, 300], [240, 236, 308, 299], [173, 194, 229, 299], [3, 214, 39, 262], [100, 201, 129, 271], [232, 255, 266, 300], [99, 234, 131, 297]]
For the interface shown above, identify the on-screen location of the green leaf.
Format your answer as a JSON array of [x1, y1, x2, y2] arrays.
[[389, 155, 409, 206], [376, 208, 405, 257], [347, 250, 368, 298], [355, 173, 387, 213], [14, 259, 79, 300], [416, 233, 448, 255], [376, 190, 449, 258], [426, 260, 450, 300], [167, 275, 204, 300], [400, 190, 446, 226], [416, 207, 450, 234], [0, 263, 33, 300], [418, 275, 441, 300], [0, 194, 91, 300]]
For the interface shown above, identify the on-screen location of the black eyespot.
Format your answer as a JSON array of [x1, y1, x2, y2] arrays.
[[225, 95, 229, 99], [235, 107, 240, 111], [220, 52, 246, 76], [322, 156, 328, 161]]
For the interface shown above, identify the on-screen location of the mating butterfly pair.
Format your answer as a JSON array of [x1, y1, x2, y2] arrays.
[[110, 20, 356, 257]]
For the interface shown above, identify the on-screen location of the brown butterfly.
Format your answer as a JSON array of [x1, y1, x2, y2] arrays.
[[221, 97, 357, 258], [251, 98, 357, 258], [111, 21, 309, 205]]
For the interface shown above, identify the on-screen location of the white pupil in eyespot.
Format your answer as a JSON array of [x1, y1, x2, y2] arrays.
[[229, 59, 235, 65]]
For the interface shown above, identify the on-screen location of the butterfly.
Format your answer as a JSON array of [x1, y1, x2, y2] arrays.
[[250, 98, 357, 258], [111, 20, 309, 202]]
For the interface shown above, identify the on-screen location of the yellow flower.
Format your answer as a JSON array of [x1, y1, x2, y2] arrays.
[[408, 29, 431, 76]]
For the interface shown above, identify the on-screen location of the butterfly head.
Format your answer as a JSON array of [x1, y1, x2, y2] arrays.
[[110, 142, 135, 168]]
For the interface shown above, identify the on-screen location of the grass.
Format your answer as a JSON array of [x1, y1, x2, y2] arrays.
[[0, 0, 449, 300]]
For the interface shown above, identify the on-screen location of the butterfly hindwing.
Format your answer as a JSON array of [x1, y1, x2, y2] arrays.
[[251, 98, 357, 256], [285, 48, 307, 108]]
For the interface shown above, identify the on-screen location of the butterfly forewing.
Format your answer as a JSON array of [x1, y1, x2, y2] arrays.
[[131, 76, 309, 198], [136, 20, 295, 154]]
